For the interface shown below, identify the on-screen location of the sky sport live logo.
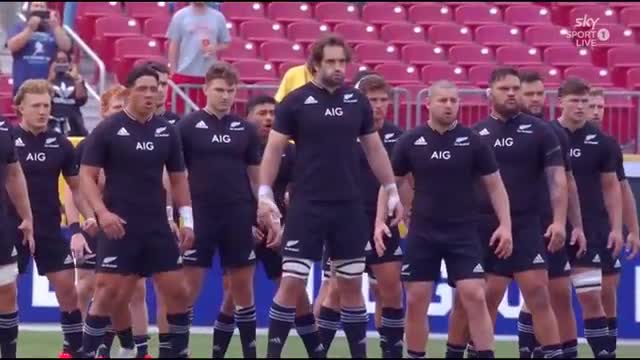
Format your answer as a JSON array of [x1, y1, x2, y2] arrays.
[[566, 15, 610, 48]]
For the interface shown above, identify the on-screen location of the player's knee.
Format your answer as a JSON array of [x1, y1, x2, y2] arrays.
[[458, 284, 487, 309], [405, 287, 427, 311], [77, 278, 95, 302], [281, 257, 313, 283], [333, 258, 366, 280], [522, 284, 552, 313], [220, 290, 235, 314], [323, 280, 341, 309], [376, 281, 403, 308], [549, 281, 573, 311], [130, 282, 147, 306]]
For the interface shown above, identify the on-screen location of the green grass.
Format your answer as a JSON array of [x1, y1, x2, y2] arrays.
[[15, 331, 640, 358]]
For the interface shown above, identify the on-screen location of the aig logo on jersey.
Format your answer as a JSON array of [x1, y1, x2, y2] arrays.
[[343, 93, 357, 103], [136, 142, 154, 151], [569, 148, 581, 158], [229, 121, 245, 131], [431, 150, 451, 160], [26, 152, 46, 162], [155, 127, 169, 138], [325, 107, 343, 117], [494, 137, 514, 147], [212, 134, 231, 143]]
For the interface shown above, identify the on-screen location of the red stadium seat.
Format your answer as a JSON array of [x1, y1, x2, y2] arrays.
[[260, 41, 306, 64], [354, 43, 402, 66], [380, 23, 426, 46], [504, 5, 552, 26], [0, 75, 12, 96], [133, 56, 168, 69], [518, 65, 564, 86], [346, 63, 371, 82], [590, 25, 636, 68], [267, 2, 313, 23], [407, 4, 454, 28], [125, 2, 170, 23], [218, 38, 259, 62], [474, 24, 523, 47], [114, 37, 162, 83], [233, 60, 277, 83], [428, 24, 473, 46], [93, 17, 142, 70], [220, 2, 266, 23], [619, 8, 640, 29], [401, 43, 448, 66], [491, 2, 534, 9], [449, 44, 495, 67], [334, 22, 382, 46], [287, 21, 331, 46], [524, 25, 573, 48], [239, 20, 286, 43], [314, 3, 360, 25], [278, 61, 304, 77], [421, 64, 468, 84], [495, 45, 542, 66], [608, 47, 640, 86], [468, 64, 496, 87], [373, 64, 420, 85], [362, 3, 408, 25], [544, 46, 593, 67], [564, 66, 613, 87], [454, 4, 503, 26], [76, 2, 123, 41], [609, 2, 640, 9], [625, 68, 640, 89], [0, 95, 15, 120], [568, 5, 618, 27], [143, 17, 170, 42], [549, 2, 598, 26]]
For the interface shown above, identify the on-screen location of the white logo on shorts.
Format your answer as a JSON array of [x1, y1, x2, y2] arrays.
[[593, 254, 601, 264], [393, 247, 403, 256], [10, 247, 17, 257], [401, 264, 410, 275], [269, 338, 282, 344], [564, 262, 571, 271], [248, 251, 256, 261], [177, 256, 183, 265], [473, 264, 484, 273], [285, 241, 299, 252], [64, 255, 73, 265], [614, 259, 621, 268], [102, 257, 118, 268], [532, 254, 545, 264], [364, 242, 372, 251]]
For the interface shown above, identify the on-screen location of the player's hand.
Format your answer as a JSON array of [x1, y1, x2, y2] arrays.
[[168, 220, 179, 236], [403, 208, 412, 229], [18, 219, 35, 254], [267, 226, 284, 250], [570, 227, 587, 258], [97, 209, 127, 240], [265, 220, 282, 249], [373, 220, 391, 258], [82, 217, 99, 237], [257, 199, 281, 229], [284, 191, 290, 209], [545, 222, 566, 253], [386, 191, 404, 227], [27, 16, 42, 32], [178, 226, 195, 253], [70, 233, 92, 260], [253, 226, 266, 244], [625, 231, 640, 260], [490, 224, 512, 259], [608, 230, 624, 258]]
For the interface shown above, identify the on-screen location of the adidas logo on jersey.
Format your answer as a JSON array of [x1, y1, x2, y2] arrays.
[[304, 96, 318, 105], [14, 138, 25, 147], [117, 128, 130, 136], [473, 264, 484, 273], [479, 128, 490, 136], [414, 136, 427, 146], [532, 254, 545, 264], [195, 121, 208, 129], [593, 254, 601, 263]]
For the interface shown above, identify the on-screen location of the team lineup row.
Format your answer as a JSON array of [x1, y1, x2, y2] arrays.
[[0, 34, 638, 359]]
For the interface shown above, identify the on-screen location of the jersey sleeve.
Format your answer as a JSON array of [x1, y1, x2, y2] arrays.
[[600, 136, 621, 175], [539, 123, 564, 168], [4, 135, 17, 164], [283, 145, 296, 184], [390, 133, 412, 177], [551, 124, 572, 172], [472, 134, 499, 176], [61, 137, 79, 177], [166, 125, 186, 173], [273, 94, 297, 136], [244, 122, 262, 166], [81, 122, 110, 168], [176, 116, 191, 167], [359, 93, 376, 136]]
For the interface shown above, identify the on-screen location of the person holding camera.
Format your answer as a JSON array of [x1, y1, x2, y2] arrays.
[[7, 1, 71, 95], [48, 49, 88, 136]]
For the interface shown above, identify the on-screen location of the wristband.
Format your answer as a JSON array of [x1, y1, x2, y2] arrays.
[[69, 222, 81, 235], [179, 206, 194, 229], [258, 185, 275, 202], [166, 206, 174, 221], [383, 183, 399, 194]]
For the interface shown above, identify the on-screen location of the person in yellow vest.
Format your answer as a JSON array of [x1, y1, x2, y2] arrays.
[[274, 62, 314, 103]]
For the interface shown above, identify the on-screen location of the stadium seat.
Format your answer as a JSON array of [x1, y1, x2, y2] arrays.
[[568, 5, 619, 27], [354, 43, 402, 66], [287, 21, 330, 46], [362, 3, 408, 25], [0, 95, 15, 120], [314, 3, 360, 24], [232, 60, 278, 83], [218, 38, 259, 62], [619, 8, 640, 29], [380, 23, 426, 46], [421, 64, 468, 85], [260, 41, 306, 64], [468, 64, 496, 87], [114, 37, 162, 84], [495, 45, 542, 66], [564, 66, 614, 87], [504, 5, 552, 26], [474, 24, 523, 47], [93, 17, 143, 70], [220, 2, 266, 23], [549, 2, 601, 26], [609, 2, 640, 10], [76, 2, 123, 41], [239, 20, 286, 43], [133, 55, 168, 69], [491, 2, 534, 9], [401, 43, 448, 66], [346, 63, 370, 81], [373, 64, 421, 85], [407, 4, 454, 28], [448, 44, 495, 66], [125, 2, 170, 23], [608, 47, 640, 86], [524, 25, 573, 48], [278, 61, 304, 77], [428, 24, 473, 46], [334, 22, 382, 46], [625, 68, 640, 89], [544, 46, 593, 67], [454, 4, 503, 26], [518, 65, 564, 86], [590, 25, 636, 68], [0, 75, 12, 96], [143, 17, 171, 42], [267, 2, 313, 23]]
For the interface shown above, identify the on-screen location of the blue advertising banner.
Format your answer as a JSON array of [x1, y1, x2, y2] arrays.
[[15, 162, 640, 339]]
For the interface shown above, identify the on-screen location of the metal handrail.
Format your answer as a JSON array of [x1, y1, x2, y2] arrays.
[[168, 79, 200, 113]]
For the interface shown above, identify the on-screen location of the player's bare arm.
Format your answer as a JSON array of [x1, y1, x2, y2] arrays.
[[545, 165, 568, 252], [567, 172, 587, 257], [258, 129, 289, 230], [168, 170, 194, 252], [481, 171, 513, 259], [80, 164, 126, 240], [374, 175, 408, 257], [5, 161, 34, 253], [620, 180, 640, 259]]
